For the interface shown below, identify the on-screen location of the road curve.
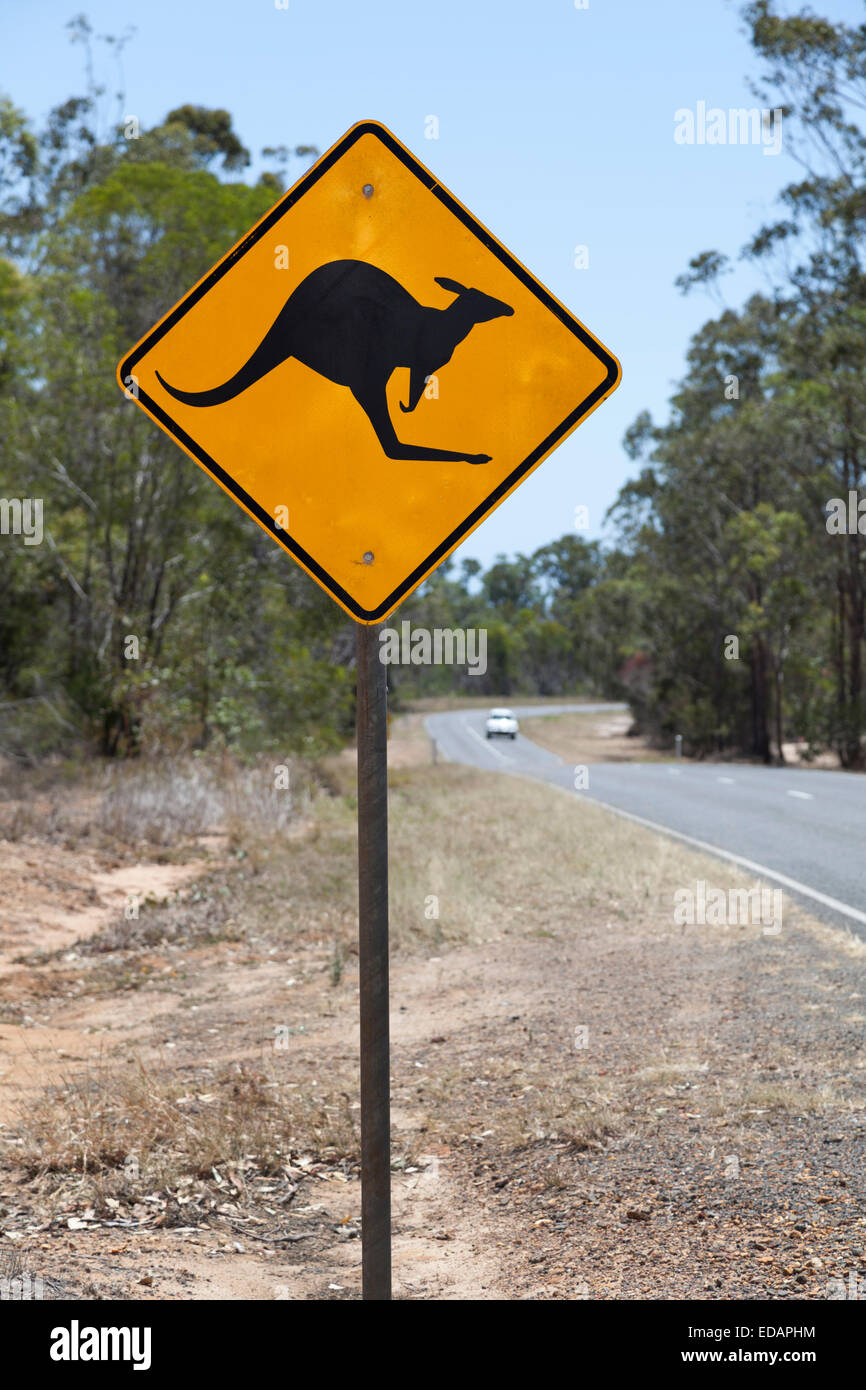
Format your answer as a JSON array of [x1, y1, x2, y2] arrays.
[[425, 703, 866, 937]]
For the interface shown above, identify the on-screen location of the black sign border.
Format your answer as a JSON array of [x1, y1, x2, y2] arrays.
[[119, 120, 620, 622]]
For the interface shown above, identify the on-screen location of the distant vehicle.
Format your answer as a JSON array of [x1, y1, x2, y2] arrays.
[[486, 707, 518, 740]]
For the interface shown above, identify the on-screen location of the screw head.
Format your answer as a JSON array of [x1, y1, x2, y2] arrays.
[[362, 184, 374, 199], [362, 551, 374, 565]]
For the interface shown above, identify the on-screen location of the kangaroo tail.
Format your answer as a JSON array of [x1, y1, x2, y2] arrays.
[[155, 332, 289, 408], [154, 370, 244, 408]]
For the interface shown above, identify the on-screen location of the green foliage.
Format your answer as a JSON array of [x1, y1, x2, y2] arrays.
[[163, 105, 251, 171], [2, 5, 865, 772], [0, 38, 345, 759]]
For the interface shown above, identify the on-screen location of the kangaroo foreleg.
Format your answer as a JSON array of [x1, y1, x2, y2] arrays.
[[399, 366, 429, 414], [352, 384, 491, 465]]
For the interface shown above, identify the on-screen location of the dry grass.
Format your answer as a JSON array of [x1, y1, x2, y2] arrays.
[[239, 754, 805, 958], [388, 765, 792, 951], [635, 1063, 706, 1086], [70, 877, 243, 957], [4, 727, 769, 965], [729, 1082, 838, 1116], [11, 1057, 359, 1200], [0, 788, 92, 847], [0, 753, 315, 855], [418, 1057, 618, 1155], [97, 756, 312, 848], [626, 1063, 843, 1120], [520, 709, 665, 764]]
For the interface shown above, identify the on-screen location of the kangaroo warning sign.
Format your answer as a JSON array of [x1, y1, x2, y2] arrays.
[[118, 120, 620, 622]]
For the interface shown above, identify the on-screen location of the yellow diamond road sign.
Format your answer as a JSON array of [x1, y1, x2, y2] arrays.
[[118, 120, 621, 623]]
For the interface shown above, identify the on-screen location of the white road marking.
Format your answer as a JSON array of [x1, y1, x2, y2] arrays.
[[717, 776, 735, 784], [787, 789, 813, 800], [464, 721, 511, 764]]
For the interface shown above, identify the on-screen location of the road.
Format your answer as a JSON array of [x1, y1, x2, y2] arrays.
[[425, 703, 866, 936]]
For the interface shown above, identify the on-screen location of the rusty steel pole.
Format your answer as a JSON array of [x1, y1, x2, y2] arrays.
[[355, 621, 392, 1300]]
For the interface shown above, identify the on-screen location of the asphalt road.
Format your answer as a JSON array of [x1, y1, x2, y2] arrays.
[[425, 703, 866, 936]]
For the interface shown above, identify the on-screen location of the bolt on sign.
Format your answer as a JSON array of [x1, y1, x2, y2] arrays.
[[117, 120, 620, 621]]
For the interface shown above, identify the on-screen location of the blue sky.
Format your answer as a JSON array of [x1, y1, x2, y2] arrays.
[[2, 0, 862, 568]]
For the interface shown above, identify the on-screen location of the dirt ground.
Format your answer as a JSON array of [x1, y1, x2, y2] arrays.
[[0, 723, 863, 1301]]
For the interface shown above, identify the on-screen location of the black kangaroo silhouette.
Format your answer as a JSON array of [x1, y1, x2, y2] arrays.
[[155, 259, 514, 465]]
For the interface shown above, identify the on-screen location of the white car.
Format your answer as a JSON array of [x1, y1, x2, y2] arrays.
[[486, 707, 518, 740]]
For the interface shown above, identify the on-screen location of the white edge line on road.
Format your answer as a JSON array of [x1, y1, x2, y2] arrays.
[[464, 721, 511, 764], [567, 791, 866, 930], [787, 789, 814, 800]]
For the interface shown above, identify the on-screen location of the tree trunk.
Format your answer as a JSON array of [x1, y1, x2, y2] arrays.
[[750, 636, 771, 763]]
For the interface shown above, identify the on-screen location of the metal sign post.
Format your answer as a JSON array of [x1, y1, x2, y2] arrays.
[[355, 622, 391, 1300]]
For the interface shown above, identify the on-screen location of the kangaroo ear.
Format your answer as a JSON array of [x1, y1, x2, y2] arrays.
[[434, 276, 467, 296]]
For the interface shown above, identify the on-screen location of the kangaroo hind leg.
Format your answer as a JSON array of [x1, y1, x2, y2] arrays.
[[351, 383, 491, 465]]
